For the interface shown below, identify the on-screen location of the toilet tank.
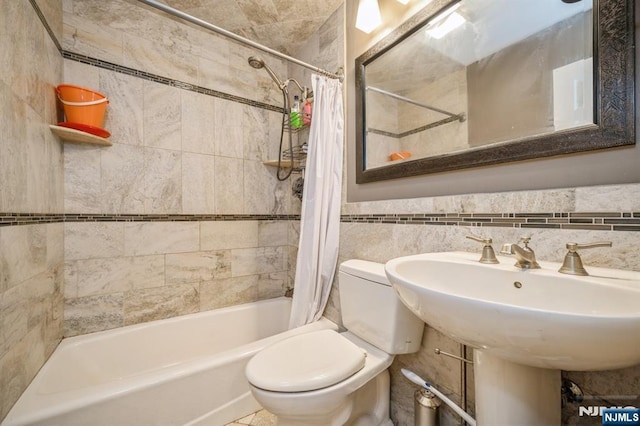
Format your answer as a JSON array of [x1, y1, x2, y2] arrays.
[[339, 260, 424, 354]]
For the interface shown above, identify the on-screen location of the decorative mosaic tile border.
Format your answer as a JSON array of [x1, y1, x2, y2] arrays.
[[0, 213, 66, 227], [0, 213, 300, 227], [3, 212, 640, 231], [340, 212, 640, 232]]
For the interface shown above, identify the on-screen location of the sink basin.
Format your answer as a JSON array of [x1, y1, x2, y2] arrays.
[[385, 251, 640, 371]]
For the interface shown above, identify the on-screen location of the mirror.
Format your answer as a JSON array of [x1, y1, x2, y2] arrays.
[[355, 0, 635, 183]]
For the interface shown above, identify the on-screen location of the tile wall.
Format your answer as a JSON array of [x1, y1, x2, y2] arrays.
[[63, 219, 289, 335], [60, 0, 302, 336], [0, 0, 65, 420]]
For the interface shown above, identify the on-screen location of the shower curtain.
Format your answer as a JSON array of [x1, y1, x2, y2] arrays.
[[288, 74, 344, 329]]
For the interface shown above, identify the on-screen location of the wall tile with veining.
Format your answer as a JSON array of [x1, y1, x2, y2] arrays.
[[0, 326, 47, 416], [431, 189, 575, 214], [165, 250, 231, 284], [243, 105, 270, 161], [214, 126, 244, 159], [232, 246, 286, 277], [123, 283, 199, 325], [43, 131, 64, 214], [1, 89, 29, 212], [62, 13, 123, 64], [24, 111, 49, 211], [143, 82, 181, 150], [575, 183, 640, 211], [0, 225, 48, 290], [100, 143, 145, 214], [23, 269, 57, 330], [0, 2, 26, 94], [182, 152, 216, 214], [23, 15, 46, 118], [257, 272, 287, 299], [214, 156, 244, 214], [99, 70, 143, 146], [123, 222, 199, 257], [244, 160, 288, 214], [63, 144, 101, 214], [214, 98, 244, 159], [46, 223, 64, 270], [143, 148, 182, 214], [200, 275, 258, 311], [187, 26, 230, 66], [182, 90, 215, 155], [200, 220, 258, 251], [197, 55, 232, 95], [75, 255, 165, 297], [63, 60, 100, 91], [123, 33, 198, 85], [64, 293, 124, 337], [1, 284, 28, 356], [65, 222, 124, 261], [35, 0, 63, 43], [63, 261, 78, 299], [258, 221, 288, 247]]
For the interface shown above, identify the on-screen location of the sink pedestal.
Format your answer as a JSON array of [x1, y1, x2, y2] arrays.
[[474, 351, 561, 425]]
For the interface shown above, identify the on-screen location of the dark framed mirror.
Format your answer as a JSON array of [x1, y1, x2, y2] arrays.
[[355, 0, 635, 184]]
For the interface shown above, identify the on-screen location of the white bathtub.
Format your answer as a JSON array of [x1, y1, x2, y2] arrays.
[[3, 297, 337, 426]]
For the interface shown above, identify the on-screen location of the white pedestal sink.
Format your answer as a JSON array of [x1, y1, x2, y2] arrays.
[[385, 251, 640, 425]]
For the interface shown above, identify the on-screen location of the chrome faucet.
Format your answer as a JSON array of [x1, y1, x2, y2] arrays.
[[500, 236, 541, 270]]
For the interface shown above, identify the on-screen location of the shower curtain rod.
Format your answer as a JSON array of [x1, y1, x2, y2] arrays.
[[137, 0, 343, 81], [367, 86, 465, 122]]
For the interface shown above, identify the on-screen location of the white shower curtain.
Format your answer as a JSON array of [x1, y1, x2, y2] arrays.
[[288, 74, 344, 329]]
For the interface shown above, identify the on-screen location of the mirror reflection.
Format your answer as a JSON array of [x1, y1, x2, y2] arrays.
[[362, 0, 593, 169]]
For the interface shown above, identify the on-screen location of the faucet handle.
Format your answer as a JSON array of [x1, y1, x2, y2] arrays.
[[466, 234, 492, 245], [559, 241, 613, 276], [466, 234, 499, 264], [565, 241, 612, 252]]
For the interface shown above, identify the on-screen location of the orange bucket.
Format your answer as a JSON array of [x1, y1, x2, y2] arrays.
[[56, 84, 109, 128]]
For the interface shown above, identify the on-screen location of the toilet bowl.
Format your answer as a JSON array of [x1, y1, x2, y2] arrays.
[[245, 260, 425, 425], [247, 330, 393, 425]]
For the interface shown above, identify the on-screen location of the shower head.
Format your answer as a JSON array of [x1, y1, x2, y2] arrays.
[[248, 56, 283, 88], [248, 56, 264, 69]]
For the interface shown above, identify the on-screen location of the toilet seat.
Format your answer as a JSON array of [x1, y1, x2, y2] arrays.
[[246, 330, 366, 392]]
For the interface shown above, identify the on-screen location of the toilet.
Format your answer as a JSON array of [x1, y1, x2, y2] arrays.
[[245, 259, 425, 425]]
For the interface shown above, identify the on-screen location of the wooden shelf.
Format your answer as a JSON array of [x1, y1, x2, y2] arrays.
[[263, 159, 305, 169], [49, 125, 112, 146]]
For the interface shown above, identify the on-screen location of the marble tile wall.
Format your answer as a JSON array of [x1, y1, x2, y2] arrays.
[[59, 0, 304, 334], [0, 0, 65, 421], [63, 220, 290, 336], [62, 0, 288, 106]]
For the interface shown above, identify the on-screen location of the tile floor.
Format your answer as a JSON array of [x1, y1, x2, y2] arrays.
[[224, 409, 276, 426]]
